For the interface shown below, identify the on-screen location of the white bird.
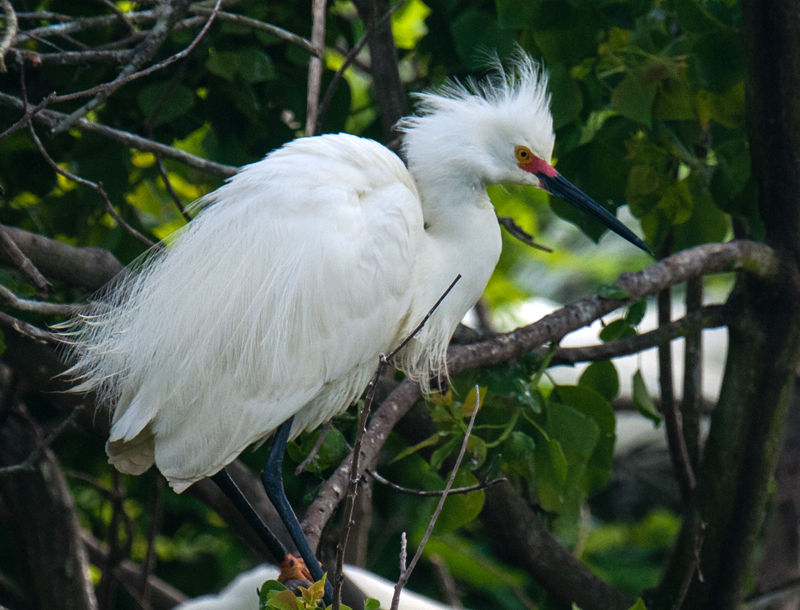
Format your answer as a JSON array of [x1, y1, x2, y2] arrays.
[[63, 54, 649, 589]]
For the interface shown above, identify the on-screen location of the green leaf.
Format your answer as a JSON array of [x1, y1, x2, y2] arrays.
[[268, 589, 301, 610], [673, 177, 729, 250], [364, 599, 381, 610], [503, 431, 536, 480], [627, 599, 649, 610], [554, 386, 616, 494], [433, 471, 485, 534], [535, 436, 568, 512], [465, 435, 487, 471], [597, 284, 629, 300], [259, 581, 288, 610], [611, 72, 656, 127], [653, 77, 695, 121], [393, 432, 445, 463], [626, 165, 661, 218], [633, 370, 661, 424], [625, 300, 647, 327], [495, 0, 535, 29], [548, 65, 584, 130], [430, 436, 460, 471], [136, 84, 195, 125], [599, 319, 636, 342], [579, 361, 620, 402], [237, 48, 277, 83], [206, 49, 239, 81]]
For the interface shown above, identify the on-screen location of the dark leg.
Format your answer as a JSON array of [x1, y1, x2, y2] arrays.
[[210, 468, 288, 564], [263, 417, 333, 600]]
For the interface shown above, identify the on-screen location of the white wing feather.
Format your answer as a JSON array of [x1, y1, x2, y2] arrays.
[[64, 134, 424, 491]]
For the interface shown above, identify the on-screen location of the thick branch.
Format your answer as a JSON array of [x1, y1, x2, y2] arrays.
[[0, 413, 98, 610], [481, 482, 633, 610], [305, 241, 775, 551], [0, 224, 124, 292]]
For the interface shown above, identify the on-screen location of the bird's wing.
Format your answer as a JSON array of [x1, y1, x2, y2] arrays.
[[72, 134, 424, 489]]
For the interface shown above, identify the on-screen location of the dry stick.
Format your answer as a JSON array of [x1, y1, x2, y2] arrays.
[[0, 223, 53, 296], [331, 275, 462, 610], [27, 122, 157, 250], [0, 405, 84, 475], [51, 0, 222, 133], [390, 386, 482, 610], [0, 310, 62, 344], [430, 555, 464, 610], [367, 469, 505, 497], [681, 277, 703, 471], [294, 420, 332, 476], [497, 216, 553, 253], [0, 284, 81, 315], [0, 91, 237, 177], [139, 475, 164, 610], [305, 0, 326, 136], [551, 305, 727, 365], [0, 0, 18, 72], [314, 0, 405, 135], [9, 47, 135, 65], [657, 286, 696, 508], [144, 62, 193, 223]]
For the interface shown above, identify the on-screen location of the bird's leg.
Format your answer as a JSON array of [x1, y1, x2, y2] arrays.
[[262, 417, 333, 601], [209, 468, 290, 563]]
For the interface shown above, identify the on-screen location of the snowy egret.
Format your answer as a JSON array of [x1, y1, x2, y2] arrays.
[[63, 54, 649, 588]]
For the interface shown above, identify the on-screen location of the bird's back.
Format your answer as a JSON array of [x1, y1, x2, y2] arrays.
[[65, 134, 425, 491]]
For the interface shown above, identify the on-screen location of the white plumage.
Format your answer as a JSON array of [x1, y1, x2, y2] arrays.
[[63, 54, 645, 493]]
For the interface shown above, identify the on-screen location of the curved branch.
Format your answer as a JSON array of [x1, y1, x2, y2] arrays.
[[550, 304, 728, 365], [303, 239, 776, 571], [0, 0, 18, 72], [0, 91, 238, 177]]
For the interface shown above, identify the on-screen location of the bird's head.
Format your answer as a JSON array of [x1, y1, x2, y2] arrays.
[[399, 53, 651, 254]]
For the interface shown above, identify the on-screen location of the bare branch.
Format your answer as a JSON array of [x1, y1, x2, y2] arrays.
[[303, 240, 777, 551], [305, 0, 327, 136], [367, 468, 505, 496], [550, 305, 727, 364], [0, 91, 237, 177], [51, 0, 214, 133], [0, 311, 62, 344], [27, 122, 158, 250], [9, 47, 135, 65], [0, 0, 18, 72], [0, 285, 83, 316], [0, 405, 83, 476], [0, 223, 53, 295], [0, 224, 124, 292], [294, 420, 332, 476], [390, 386, 481, 610], [497, 216, 553, 253], [315, 0, 405, 135]]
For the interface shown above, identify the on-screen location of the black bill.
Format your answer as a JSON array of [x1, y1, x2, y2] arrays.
[[538, 171, 653, 255]]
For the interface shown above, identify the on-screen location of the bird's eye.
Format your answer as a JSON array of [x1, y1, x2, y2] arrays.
[[515, 146, 533, 163]]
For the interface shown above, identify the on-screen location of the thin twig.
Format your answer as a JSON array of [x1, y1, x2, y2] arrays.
[[0, 0, 18, 72], [0, 311, 62, 344], [497, 216, 553, 253], [305, 0, 327, 136], [139, 475, 164, 610], [27, 121, 158, 250], [0, 405, 84, 475], [0, 91, 237, 177], [51, 0, 221, 133], [390, 386, 482, 610], [367, 469, 505, 496], [314, 0, 405, 135], [0, 224, 53, 295], [331, 275, 462, 610], [550, 305, 727, 364], [295, 421, 332, 476], [0, 284, 82, 315], [429, 555, 464, 610]]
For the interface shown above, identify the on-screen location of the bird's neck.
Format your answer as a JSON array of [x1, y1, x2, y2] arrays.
[[412, 170, 488, 234]]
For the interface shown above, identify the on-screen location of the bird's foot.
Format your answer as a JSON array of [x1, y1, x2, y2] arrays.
[[278, 554, 314, 583]]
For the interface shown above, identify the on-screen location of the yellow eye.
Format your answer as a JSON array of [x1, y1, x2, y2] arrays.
[[515, 146, 532, 163]]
